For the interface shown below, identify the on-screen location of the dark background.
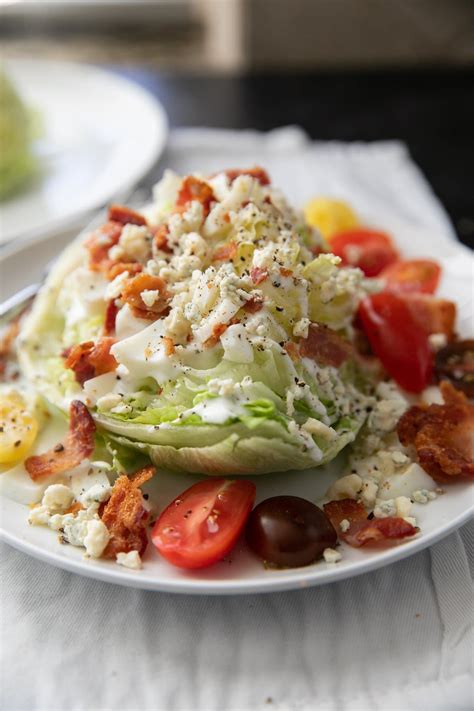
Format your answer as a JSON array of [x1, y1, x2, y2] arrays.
[[114, 67, 474, 249]]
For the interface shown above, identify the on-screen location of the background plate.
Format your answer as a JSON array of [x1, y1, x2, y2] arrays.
[[0, 59, 168, 246], [0, 215, 472, 594]]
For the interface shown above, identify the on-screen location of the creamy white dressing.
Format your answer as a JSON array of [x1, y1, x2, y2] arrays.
[[115, 304, 150, 340], [111, 321, 185, 385], [58, 267, 107, 328], [186, 396, 246, 424]]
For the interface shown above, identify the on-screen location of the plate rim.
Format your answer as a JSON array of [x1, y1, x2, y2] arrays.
[[1, 500, 472, 595], [1, 58, 169, 247]]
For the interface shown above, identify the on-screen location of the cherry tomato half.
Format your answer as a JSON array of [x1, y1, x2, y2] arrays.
[[329, 228, 399, 277], [381, 259, 441, 294], [358, 292, 433, 393], [151, 478, 256, 569], [246, 496, 337, 568]]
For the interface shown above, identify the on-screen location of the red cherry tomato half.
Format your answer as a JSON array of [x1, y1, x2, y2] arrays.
[[151, 478, 256, 569], [358, 292, 433, 392], [329, 228, 399, 277], [380, 259, 441, 294]]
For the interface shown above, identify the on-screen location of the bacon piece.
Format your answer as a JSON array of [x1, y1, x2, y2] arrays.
[[120, 273, 170, 321], [103, 300, 119, 336], [323, 499, 418, 548], [283, 341, 299, 361], [107, 262, 143, 280], [250, 266, 269, 285], [64, 337, 117, 386], [152, 224, 172, 254], [85, 221, 122, 273], [401, 294, 456, 341], [397, 381, 474, 483], [204, 322, 231, 349], [280, 267, 293, 278], [223, 167, 271, 186], [243, 295, 264, 313], [162, 336, 175, 356], [101, 466, 155, 557], [213, 242, 238, 262], [25, 401, 96, 481], [108, 204, 147, 227], [299, 323, 353, 367], [176, 176, 215, 217]]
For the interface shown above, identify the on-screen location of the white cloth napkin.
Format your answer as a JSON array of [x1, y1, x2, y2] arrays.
[[1, 128, 472, 711]]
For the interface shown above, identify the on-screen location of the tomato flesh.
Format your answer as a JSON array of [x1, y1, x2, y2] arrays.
[[358, 293, 433, 392], [151, 478, 256, 569], [381, 259, 441, 294], [329, 228, 399, 277]]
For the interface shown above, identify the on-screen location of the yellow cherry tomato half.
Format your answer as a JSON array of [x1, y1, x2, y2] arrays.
[[304, 197, 358, 240], [0, 390, 38, 465]]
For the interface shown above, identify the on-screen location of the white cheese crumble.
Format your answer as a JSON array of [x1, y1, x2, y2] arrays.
[[340, 519, 350, 533], [360, 477, 379, 508], [28, 505, 51, 526], [327, 474, 362, 500], [412, 489, 437, 504], [323, 548, 342, 564], [140, 289, 160, 308], [373, 496, 413, 520], [117, 224, 150, 263], [106, 270, 130, 300], [293, 317, 310, 339], [116, 551, 142, 570], [83, 519, 110, 558], [41, 484, 75, 513]]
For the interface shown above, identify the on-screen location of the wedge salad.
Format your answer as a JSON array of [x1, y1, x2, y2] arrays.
[[1, 167, 472, 572]]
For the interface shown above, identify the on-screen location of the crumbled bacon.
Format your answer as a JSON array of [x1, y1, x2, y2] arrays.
[[397, 381, 474, 483], [107, 262, 143, 280], [101, 466, 155, 558], [213, 242, 237, 261], [299, 323, 353, 367], [64, 337, 117, 386], [283, 341, 299, 361], [280, 267, 293, 278], [223, 167, 271, 186], [103, 300, 119, 336], [108, 204, 147, 227], [323, 499, 418, 548], [25, 401, 96, 481], [176, 176, 215, 217], [243, 295, 264, 313], [85, 221, 122, 273], [162, 336, 175, 356], [204, 322, 231, 349], [120, 273, 170, 321], [401, 294, 456, 341], [152, 224, 172, 254], [250, 266, 269, 285]]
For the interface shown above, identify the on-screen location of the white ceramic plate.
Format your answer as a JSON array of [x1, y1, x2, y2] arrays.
[[0, 59, 168, 246], [0, 224, 473, 594]]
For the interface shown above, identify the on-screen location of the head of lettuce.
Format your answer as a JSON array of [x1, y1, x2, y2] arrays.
[[19, 168, 378, 475], [0, 68, 37, 200]]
